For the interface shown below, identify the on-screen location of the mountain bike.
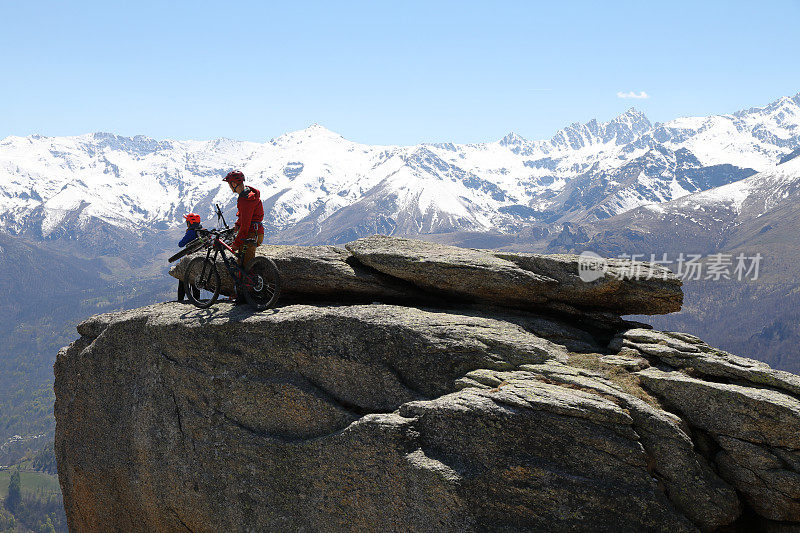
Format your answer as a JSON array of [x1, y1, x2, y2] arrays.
[[171, 205, 281, 310]]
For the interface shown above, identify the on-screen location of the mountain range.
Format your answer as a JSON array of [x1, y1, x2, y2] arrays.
[[1, 93, 798, 246], [569, 153, 800, 373]]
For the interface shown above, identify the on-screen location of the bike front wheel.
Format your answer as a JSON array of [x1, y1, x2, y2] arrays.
[[184, 257, 221, 308], [241, 257, 281, 310]]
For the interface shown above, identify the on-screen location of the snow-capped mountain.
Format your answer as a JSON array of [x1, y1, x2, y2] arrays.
[[648, 151, 800, 222], [564, 151, 800, 375], [578, 150, 800, 254], [1, 93, 799, 244]]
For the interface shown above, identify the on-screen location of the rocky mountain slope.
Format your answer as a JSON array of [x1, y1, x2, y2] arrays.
[[2, 94, 799, 245], [582, 152, 800, 254], [0, 224, 180, 458], [548, 154, 800, 373], [55, 237, 800, 532]]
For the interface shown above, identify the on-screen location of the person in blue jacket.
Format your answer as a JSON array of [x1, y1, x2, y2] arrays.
[[179, 212, 202, 247], [177, 213, 202, 301]]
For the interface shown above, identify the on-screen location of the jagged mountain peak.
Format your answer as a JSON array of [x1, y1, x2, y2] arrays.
[[734, 92, 800, 120], [271, 123, 347, 145], [87, 131, 169, 144], [548, 108, 652, 150], [499, 131, 527, 146], [80, 132, 176, 155], [765, 94, 798, 111], [305, 122, 337, 133], [614, 107, 649, 123], [299, 123, 345, 139], [92, 131, 134, 140]]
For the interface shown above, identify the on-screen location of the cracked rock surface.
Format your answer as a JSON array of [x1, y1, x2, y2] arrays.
[[56, 238, 799, 532]]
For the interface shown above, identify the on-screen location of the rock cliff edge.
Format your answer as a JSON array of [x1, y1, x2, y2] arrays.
[[54, 236, 800, 532]]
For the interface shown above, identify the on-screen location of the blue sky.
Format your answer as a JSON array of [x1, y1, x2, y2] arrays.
[[2, 1, 799, 145]]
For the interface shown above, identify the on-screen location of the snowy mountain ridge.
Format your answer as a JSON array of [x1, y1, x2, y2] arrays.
[[643, 153, 800, 220], [1, 92, 799, 243]]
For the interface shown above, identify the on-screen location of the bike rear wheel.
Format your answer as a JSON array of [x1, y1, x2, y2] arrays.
[[184, 257, 221, 308], [241, 257, 281, 310]]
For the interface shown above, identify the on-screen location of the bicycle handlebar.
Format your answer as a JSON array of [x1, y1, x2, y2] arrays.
[[198, 227, 236, 238]]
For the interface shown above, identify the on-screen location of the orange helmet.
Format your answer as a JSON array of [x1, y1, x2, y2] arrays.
[[183, 213, 201, 225], [223, 170, 245, 184]]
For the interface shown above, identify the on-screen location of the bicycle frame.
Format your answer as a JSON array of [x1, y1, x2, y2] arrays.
[[181, 208, 280, 309], [197, 233, 259, 295]]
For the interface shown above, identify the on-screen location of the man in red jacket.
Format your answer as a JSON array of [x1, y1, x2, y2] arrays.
[[222, 170, 264, 270]]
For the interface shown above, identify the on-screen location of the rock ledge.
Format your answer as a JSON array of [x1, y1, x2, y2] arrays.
[[54, 238, 800, 532]]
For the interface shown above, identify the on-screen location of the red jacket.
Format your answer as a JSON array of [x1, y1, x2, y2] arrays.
[[233, 186, 264, 249]]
